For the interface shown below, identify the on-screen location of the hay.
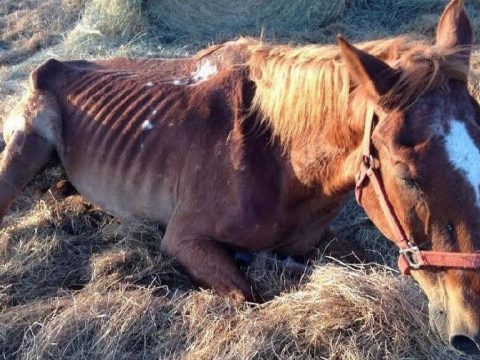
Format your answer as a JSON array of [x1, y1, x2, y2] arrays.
[[0, 261, 469, 359], [1, 0, 480, 358], [470, 50, 480, 103], [0, 0, 85, 66], [61, 0, 151, 58], [148, 0, 347, 44]]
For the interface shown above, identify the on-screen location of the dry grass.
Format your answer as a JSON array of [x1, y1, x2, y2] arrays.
[[0, 0, 85, 66], [147, 0, 347, 44], [1, 0, 480, 359]]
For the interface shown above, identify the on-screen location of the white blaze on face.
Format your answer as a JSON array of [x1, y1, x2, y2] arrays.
[[190, 60, 217, 84], [445, 119, 480, 207]]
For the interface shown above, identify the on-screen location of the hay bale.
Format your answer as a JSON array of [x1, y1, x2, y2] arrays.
[[147, 0, 347, 43], [64, 0, 147, 48]]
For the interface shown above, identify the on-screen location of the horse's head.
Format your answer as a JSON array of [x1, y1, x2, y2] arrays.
[[340, 0, 480, 353]]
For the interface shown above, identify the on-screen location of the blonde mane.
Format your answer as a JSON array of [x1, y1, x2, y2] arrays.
[[245, 37, 470, 145]]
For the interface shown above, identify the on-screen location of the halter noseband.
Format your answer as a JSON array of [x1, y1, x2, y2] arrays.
[[355, 108, 480, 275]]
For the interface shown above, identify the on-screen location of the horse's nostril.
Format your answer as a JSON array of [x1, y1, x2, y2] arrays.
[[450, 335, 480, 354]]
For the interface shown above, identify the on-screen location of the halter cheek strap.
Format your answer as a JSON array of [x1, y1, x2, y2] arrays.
[[355, 108, 480, 275]]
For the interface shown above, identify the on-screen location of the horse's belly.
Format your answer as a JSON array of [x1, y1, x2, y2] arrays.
[[63, 161, 176, 225]]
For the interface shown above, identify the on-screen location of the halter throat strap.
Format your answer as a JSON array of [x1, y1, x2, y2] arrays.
[[354, 108, 480, 275]]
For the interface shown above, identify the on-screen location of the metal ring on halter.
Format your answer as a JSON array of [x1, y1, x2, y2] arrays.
[[362, 154, 375, 167], [399, 245, 423, 269]]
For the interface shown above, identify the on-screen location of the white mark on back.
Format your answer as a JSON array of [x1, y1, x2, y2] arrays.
[[190, 60, 217, 85], [145, 82, 154, 87], [173, 79, 189, 86], [142, 120, 154, 131], [445, 119, 480, 207]]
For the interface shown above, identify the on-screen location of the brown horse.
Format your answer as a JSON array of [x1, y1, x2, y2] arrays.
[[2, 0, 480, 353]]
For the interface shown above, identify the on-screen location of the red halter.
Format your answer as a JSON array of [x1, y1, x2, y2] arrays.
[[355, 108, 480, 275]]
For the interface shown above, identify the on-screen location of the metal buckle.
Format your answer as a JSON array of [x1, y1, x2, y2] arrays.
[[399, 246, 422, 269], [362, 154, 374, 165]]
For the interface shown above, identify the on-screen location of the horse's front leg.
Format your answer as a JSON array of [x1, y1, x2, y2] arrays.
[[0, 129, 53, 222], [161, 212, 258, 302]]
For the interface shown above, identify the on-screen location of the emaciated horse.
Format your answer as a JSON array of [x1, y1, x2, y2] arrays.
[[2, 0, 480, 353]]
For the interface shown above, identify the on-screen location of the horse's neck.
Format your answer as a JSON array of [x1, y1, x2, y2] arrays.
[[286, 116, 364, 197]]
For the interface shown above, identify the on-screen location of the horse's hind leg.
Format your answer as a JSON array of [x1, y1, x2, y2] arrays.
[[0, 130, 53, 222], [162, 215, 257, 302]]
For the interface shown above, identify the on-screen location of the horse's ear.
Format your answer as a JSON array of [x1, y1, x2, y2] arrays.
[[436, 0, 474, 59], [337, 35, 398, 100]]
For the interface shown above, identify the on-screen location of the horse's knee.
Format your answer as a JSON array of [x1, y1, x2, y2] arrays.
[[161, 222, 257, 301], [1, 130, 53, 173]]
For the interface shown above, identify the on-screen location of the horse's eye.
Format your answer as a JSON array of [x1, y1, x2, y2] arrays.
[[394, 163, 419, 190], [398, 176, 420, 191], [401, 177, 417, 189]]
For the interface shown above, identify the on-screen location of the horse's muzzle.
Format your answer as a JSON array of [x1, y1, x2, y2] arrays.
[[429, 304, 480, 355]]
